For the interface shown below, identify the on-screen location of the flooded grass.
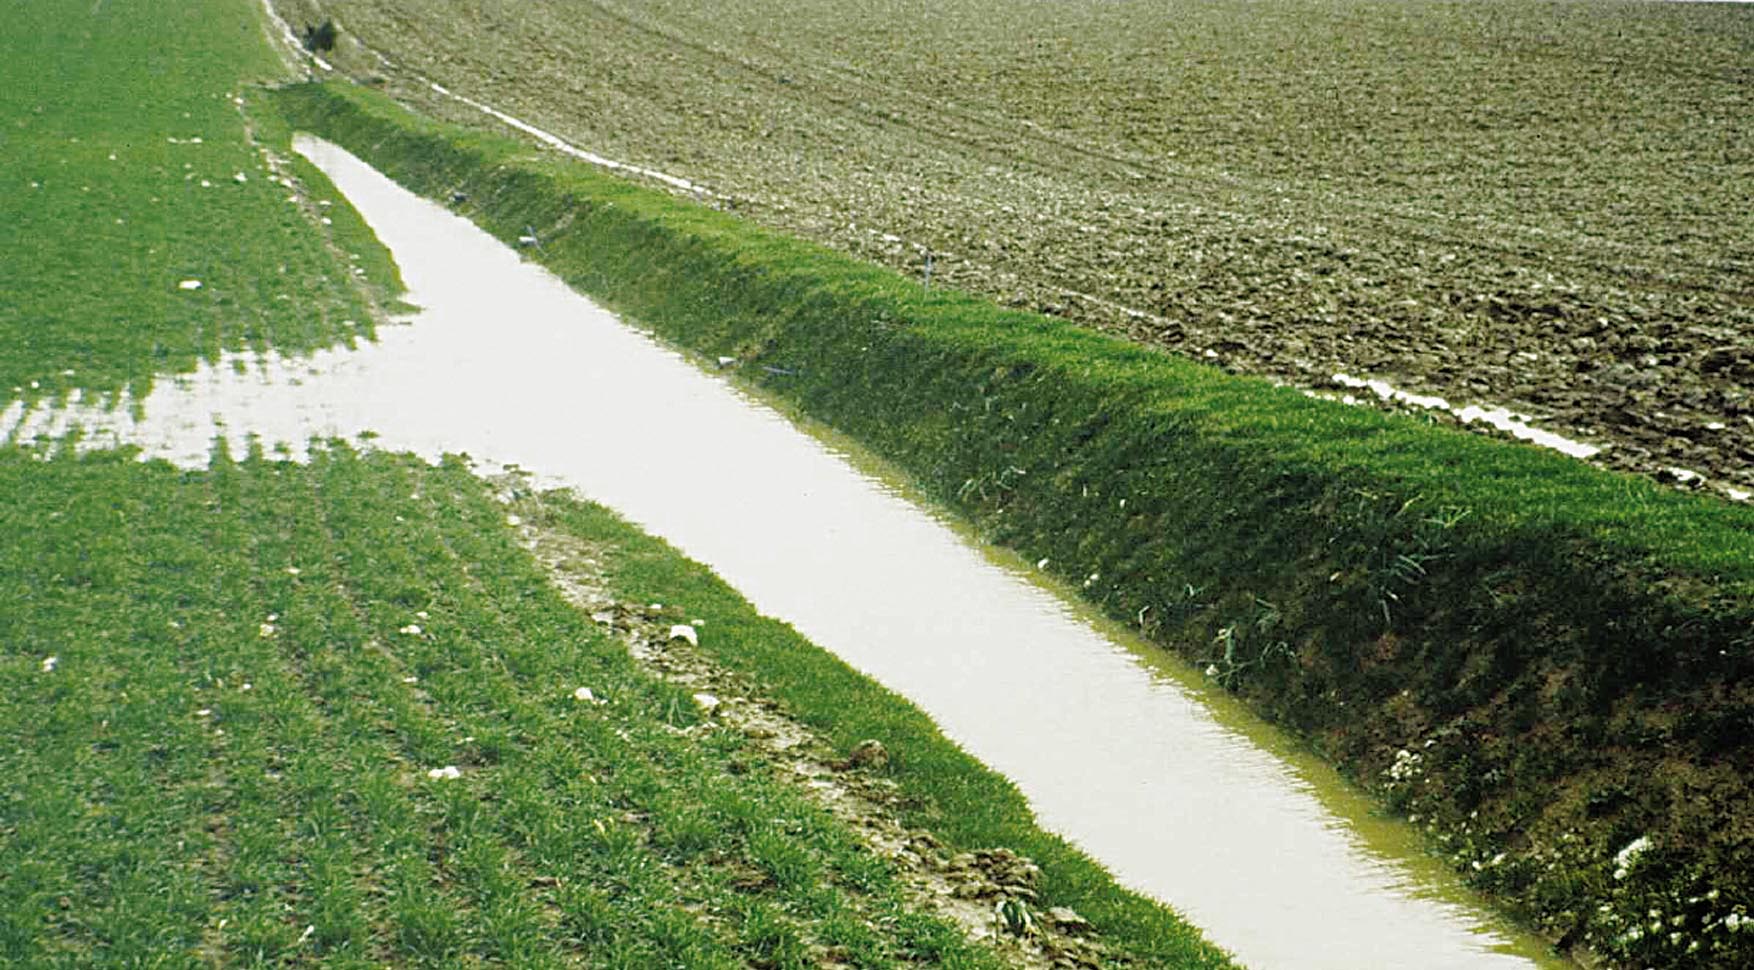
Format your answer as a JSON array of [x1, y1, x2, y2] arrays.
[[0, 6, 1236, 967], [0, 0, 399, 406]]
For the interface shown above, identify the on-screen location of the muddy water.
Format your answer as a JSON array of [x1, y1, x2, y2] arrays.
[[5, 135, 1567, 970]]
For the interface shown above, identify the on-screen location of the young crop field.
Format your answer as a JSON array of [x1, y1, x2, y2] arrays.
[[3, 447, 1227, 968], [0, 0, 398, 406], [283, 0, 1754, 496]]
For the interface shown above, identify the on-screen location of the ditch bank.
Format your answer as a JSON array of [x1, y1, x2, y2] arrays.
[[272, 80, 1754, 969]]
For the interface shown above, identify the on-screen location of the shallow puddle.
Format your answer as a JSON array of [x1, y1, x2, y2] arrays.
[[3, 135, 1568, 970]]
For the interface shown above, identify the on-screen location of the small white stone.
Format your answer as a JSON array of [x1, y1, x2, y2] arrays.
[[574, 686, 606, 704], [233, 172, 247, 184], [505, 514, 522, 526], [196, 709, 212, 717], [668, 624, 699, 647], [284, 566, 301, 576], [398, 624, 422, 635], [178, 279, 202, 290], [691, 692, 720, 715], [1036, 557, 1050, 569], [40, 656, 57, 673], [401, 675, 418, 684], [426, 765, 461, 780]]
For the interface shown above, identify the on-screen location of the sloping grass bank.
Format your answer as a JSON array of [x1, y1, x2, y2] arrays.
[[273, 81, 1754, 968]]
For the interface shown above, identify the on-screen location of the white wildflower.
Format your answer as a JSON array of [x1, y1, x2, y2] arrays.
[[284, 566, 301, 576], [398, 624, 422, 636], [691, 692, 721, 715], [196, 709, 212, 717], [258, 623, 276, 638], [232, 172, 247, 184], [426, 766, 461, 780], [1386, 749, 1423, 782], [1614, 836, 1653, 873], [178, 279, 202, 290], [40, 656, 57, 673], [505, 514, 522, 526], [401, 675, 418, 684]]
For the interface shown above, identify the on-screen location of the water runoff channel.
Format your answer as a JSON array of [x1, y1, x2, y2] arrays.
[[5, 136, 1572, 970]]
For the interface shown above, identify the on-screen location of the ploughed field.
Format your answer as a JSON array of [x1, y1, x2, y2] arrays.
[[284, 0, 1750, 493]]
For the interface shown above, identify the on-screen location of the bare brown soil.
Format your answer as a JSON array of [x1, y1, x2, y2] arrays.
[[281, 0, 1753, 500]]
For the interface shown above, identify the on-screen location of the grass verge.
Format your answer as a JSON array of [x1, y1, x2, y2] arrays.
[[272, 78, 1754, 968]]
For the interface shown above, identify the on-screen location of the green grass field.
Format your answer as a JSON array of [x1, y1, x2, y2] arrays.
[[0, 0, 398, 405]]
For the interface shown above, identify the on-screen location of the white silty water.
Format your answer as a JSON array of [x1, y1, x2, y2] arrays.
[[1, 135, 1567, 970]]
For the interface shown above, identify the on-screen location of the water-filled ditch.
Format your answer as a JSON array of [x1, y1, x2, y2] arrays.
[[2, 135, 1570, 970]]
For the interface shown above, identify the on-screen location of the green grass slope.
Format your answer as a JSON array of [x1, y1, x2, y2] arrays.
[[0, 0, 397, 406], [275, 78, 1754, 969]]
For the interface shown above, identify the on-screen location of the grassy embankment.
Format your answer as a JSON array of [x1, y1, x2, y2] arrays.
[[3, 3, 1236, 966], [275, 79, 1754, 968]]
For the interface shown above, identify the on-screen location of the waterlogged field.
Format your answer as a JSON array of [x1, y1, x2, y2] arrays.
[[291, 0, 1754, 494], [0, 0, 397, 405], [4, 447, 1221, 968]]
